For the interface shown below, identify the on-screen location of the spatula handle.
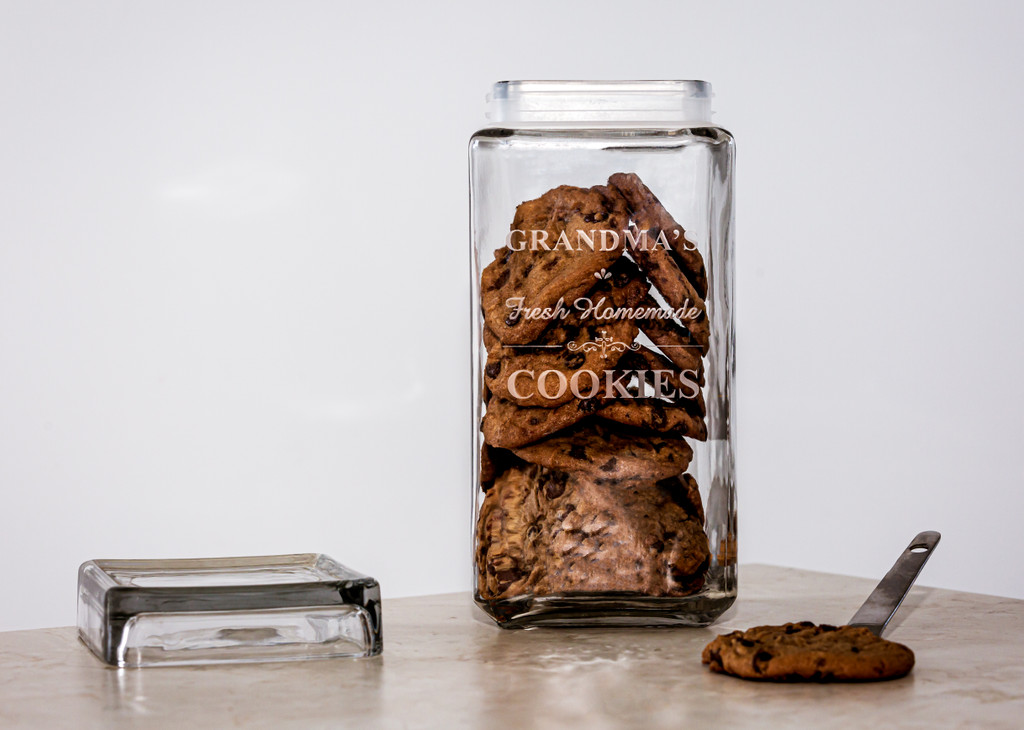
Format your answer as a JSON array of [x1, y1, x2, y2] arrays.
[[847, 531, 941, 636]]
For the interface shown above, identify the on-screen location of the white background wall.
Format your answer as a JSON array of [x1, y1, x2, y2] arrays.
[[2, 0, 1022, 632]]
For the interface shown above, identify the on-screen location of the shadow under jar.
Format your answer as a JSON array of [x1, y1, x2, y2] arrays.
[[470, 81, 736, 628]]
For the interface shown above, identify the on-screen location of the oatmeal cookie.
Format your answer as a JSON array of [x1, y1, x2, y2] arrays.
[[476, 464, 709, 601]]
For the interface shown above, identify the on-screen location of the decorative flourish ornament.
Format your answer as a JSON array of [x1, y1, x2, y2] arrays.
[[566, 330, 642, 359]]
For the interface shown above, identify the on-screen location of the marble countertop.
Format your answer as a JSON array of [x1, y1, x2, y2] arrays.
[[1, 564, 1021, 729]]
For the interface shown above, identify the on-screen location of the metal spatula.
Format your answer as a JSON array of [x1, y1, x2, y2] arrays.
[[847, 531, 941, 635]]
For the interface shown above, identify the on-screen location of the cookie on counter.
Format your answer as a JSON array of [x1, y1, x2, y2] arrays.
[[702, 622, 915, 681]]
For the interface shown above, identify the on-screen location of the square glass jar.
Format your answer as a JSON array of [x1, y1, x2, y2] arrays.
[[470, 81, 736, 628]]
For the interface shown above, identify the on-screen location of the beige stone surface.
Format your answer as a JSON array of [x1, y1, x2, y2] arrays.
[[1, 565, 1022, 729]]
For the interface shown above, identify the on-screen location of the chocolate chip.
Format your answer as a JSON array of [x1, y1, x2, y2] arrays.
[[485, 361, 501, 378], [528, 417, 540, 426], [564, 352, 586, 369], [651, 402, 667, 428], [753, 651, 773, 673], [493, 269, 509, 289], [669, 567, 692, 584], [738, 638, 755, 648], [544, 480, 565, 499], [599, 457, 618, 472], [568, 445, 588, 460], [820, 624, 837, 632], [579, 398, 598, 414], [504, 312, 520, 327], [652, 540, 664, 552], [850, 646, 861, 653], [784, 624, 801, 634], [493, 566, 522, 589]]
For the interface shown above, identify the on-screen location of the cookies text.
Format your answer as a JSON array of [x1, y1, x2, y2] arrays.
[[507, 368, 700, 401]]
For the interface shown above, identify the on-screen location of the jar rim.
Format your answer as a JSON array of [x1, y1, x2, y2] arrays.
[[486, 80, 714, 125]]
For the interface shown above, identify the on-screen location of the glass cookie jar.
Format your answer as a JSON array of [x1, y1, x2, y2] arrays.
[[470, 81, 736, 628]]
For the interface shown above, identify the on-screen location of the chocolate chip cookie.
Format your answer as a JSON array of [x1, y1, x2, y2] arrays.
[[666, 473, 705, 524], [608, 172, 707, 298], [598, 398, 707, 440], [479, 443, 524, 492], [702, 623, 916, 681], [608, 174, 710, 353], [636, 306, 706, 374], [481, 184, 631, 346], [616, 346, 706, 398], [482, 396, 600, 449], [483, 259, 646, 408], [628, 242, 709, 353], [598, 256, 706, 372], [511, 421, 693, 482], [476, 463, 709, 601]]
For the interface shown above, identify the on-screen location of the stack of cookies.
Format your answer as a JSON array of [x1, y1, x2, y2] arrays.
[[476, 173, 711, 603]]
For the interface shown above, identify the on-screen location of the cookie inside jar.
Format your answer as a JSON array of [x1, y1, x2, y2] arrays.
[[476, 174, 712, 615]]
